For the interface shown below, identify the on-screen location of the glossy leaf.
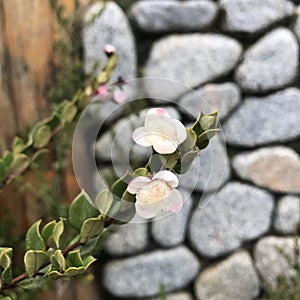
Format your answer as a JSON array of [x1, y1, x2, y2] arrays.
[[80, 216, 104, 243], [24, 250, 49, 277], [25, 220, 46, 251], [68, 190, 98, 231], [94, 189, 114, 215], [41, 221, 57, 246], [66, 250, 83, 268]]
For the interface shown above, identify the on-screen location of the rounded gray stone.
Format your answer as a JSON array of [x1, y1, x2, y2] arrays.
[[179, 82, 241, 121], [274, 195, 300, 234], [145, 34, 242, 100], [195, 251, 260, 300], [104, 222, 148, 256], [83, 1, 137, 81], [129, 0, 217, 33], [254, 236, 300, 287], [179, 136, 231, 193], [189, 182, 274, 258], [232, 147, 300, 194], [235, 28, 298, 92], [151, 190, 193, 247], [220, 0, 295, 34], [103, 246, 200, 298], [224, 88, 300, 147]]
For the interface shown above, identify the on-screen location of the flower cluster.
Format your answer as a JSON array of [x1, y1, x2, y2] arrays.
[[128, 108, 187, 219]]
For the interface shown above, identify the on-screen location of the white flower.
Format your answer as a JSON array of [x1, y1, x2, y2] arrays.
[[127, 170, 183, 219], [132, 108, 187, 154]]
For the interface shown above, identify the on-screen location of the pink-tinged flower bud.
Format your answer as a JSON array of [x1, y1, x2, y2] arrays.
[[127, 170, 183, 219], [104, 44, 116, 57], [95, 84, 109, 102], [132, 108, 187, 154], [113, 89, 126, 104]]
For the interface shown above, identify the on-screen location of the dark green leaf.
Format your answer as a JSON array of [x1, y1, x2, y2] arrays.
[[41, 220, 57, 245], [66, 250, 83, 268], [174, 150, 198, 174], [32, 125, 52, 149], [134, 168, 149, 177], [160, 151, 179, 169], [111, 172, 133, 199], [178, 128, 197, 153], [197, 129, 220, 150], [68, 190, 98, 231]]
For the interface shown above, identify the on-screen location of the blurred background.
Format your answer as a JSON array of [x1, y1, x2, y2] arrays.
[[0, 0, 300, 299]]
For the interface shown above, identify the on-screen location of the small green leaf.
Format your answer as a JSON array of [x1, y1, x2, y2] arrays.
[[64, 266, 85, 277], [58, 101, 78, 126], [95, 189, 114, 215], [25, 220, 46, 251], [200, 115, 217, 131], [0, 159, 6, 181], [80, 216, 104, 243], [24, 250, 49, 277], [192, 111, 205, 135], [113, 191, 136, 224], [111, 172, 133, 199], [134, 168, 149, 177], [179, 128, 197, 153], [32, 125, 52, 148], [83, 255, 97, 269], [12, 135, 33, 154], [197, 129, 220, 150], [66, 250, 83, 268], [68, 190, 98, 231], [160, 151, 179, 169], [53, 219, 64, 248], [174, 150, 198, 174], [50, 250, 65, 272], [0, 247, 13, 284], [41, 220, 56, 245], [42, 113, 61, 131]]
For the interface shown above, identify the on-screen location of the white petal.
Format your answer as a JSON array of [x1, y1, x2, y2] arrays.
[[135, 202, 160, 219], [173, 119, 187, 144], [127, 177, 151, 194], [132, 127, 152, 147], [152, 139, 178, 154], [147, 108, 171, 118], [153, 170, 179, 188], [160, 189, 183, 213]]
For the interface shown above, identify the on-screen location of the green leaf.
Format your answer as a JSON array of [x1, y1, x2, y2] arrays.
[[68, 190, 98, 231], [32, 125, 52, 149], [25, 220, 46, 251], [2, 151, 13, 167], [42, 113, 61, 131], [174, 150, 198, 174], [134, 168, 149, 177], [0, 159, 6, 181], [95, 189, 114, 215], [83, 255, 97, 269], [66, 250, 83, 268], [64, 266, 85, 277], [111, 172, 133, 199], [200, 115, 217, 131], [178, 128, 197, 153], [12, 135, 33, 154], [24, 250, 49, 277], [50, 250, 65, 272], [58, 101, 78, 126], [80, 216, 104, 243], [197, 129, 220, 150], [41, 220, 57, 245], [32, 149, 49, 162], [192, 111, 205, 135], [53, 219, 64, 248], [160, 151, 179, 169], [0, 247, 13, 284]]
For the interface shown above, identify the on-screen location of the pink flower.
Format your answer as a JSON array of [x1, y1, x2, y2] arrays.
[[132, 108, 187, 154], [127, 170, 183, 219], [113, 89, 126, 104], [104, 44, 116, 56], [95, 84, 109, 101]]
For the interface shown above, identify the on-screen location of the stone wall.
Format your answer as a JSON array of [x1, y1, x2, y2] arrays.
[[83, 1, 300, 299]]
